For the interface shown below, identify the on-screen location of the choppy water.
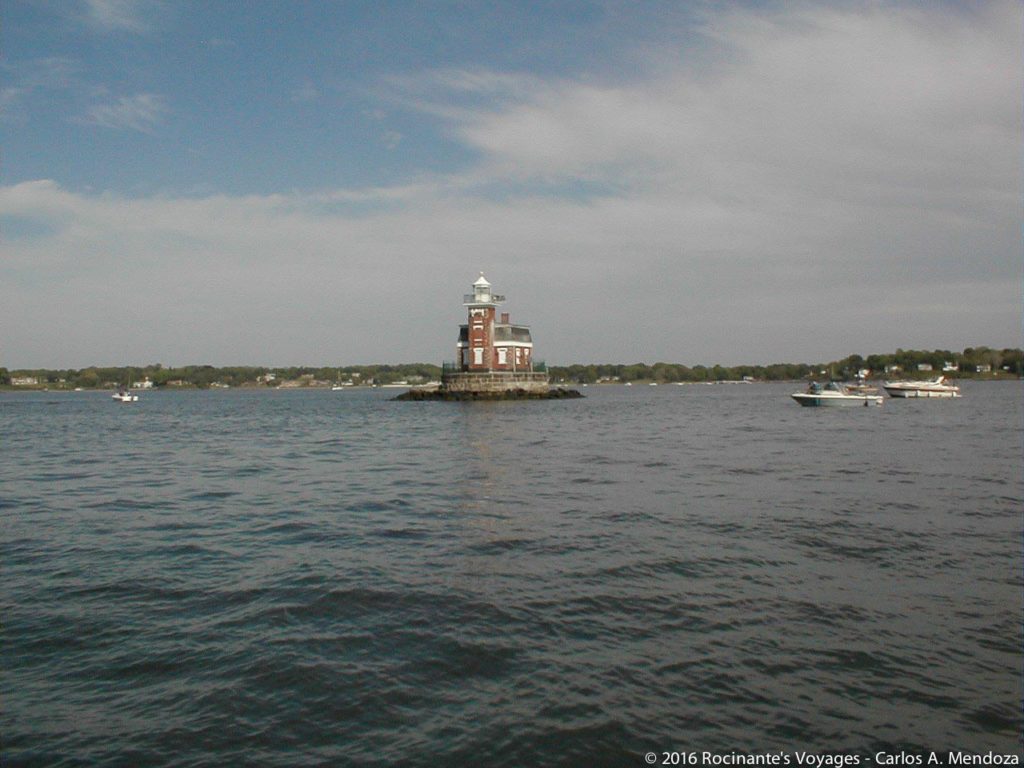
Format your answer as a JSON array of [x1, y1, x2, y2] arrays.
[[3, 382, 1021, 767]]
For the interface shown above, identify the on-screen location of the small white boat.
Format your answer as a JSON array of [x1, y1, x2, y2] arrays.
[[791, 381, 883, 407], [883, 376, 961, 398], [112, 389, 138, 402]]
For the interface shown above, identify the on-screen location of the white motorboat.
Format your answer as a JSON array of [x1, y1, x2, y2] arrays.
[[883, 376, 961, 398], [845, 383, 879, 394], [112, 389, 138, 402], [791, 381, 883, 407]]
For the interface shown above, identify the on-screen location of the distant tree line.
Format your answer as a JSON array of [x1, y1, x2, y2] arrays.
[[0, 347, 1019, 389], [0, 363, 444, 389], [550, 347, 1022, 384]]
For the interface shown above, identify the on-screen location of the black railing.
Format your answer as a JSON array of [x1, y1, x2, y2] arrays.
[[442, 360, 546, 374]]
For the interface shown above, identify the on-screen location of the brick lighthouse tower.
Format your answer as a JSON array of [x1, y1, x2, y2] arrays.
[[440, 273, 550, 394]]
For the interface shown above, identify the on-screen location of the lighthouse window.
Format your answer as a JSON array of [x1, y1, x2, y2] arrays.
[[473, 348, 483, 366], [498, 348, 507, 365]]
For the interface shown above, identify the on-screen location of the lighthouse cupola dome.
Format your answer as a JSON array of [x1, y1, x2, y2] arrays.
[[473, 272, 491, 302]]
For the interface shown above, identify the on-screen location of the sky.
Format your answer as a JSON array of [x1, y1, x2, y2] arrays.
[[2, 0, 1020, 368]]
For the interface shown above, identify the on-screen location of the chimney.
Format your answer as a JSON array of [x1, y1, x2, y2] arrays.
[[500, 312, 509, 324]]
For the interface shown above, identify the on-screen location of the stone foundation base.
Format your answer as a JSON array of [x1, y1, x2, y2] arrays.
[[440, 371, 550, 394], [395, 387, 583, 401]]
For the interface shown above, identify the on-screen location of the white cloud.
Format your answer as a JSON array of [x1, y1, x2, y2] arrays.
[[1, 1, 1020, 367], [0, 87, 25, 120], [80, 93, 168, 132], [291, 82, 320, 103], [0, 58, 80, 121], [438, 2, 1018, 205], [83, 0, 154, 32], [18, 57, 80, 90]]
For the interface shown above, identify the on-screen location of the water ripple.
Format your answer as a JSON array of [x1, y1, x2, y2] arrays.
[[2, 384, 1021, 765]]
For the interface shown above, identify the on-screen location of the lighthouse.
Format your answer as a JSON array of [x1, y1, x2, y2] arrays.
[[441, 273, 550, 394], [396, 272, 580, 400]]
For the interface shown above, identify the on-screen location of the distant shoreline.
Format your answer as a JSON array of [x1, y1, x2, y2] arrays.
[[1, 375, 1019, 394], [1, 347, 1019, 390]]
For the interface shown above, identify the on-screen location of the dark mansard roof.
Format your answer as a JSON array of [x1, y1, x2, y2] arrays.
[[458, 325, 532, 343], [494, 325, 532, 343]]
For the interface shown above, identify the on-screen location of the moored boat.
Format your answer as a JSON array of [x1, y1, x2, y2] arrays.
[[112, 389, 138, 402], [791, 381, 883, 407], [883, 376, 961, 398], [845, 383, 879, 394]]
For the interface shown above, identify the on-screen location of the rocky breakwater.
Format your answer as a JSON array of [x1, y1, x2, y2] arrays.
[[394, 387, 583, 401]]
